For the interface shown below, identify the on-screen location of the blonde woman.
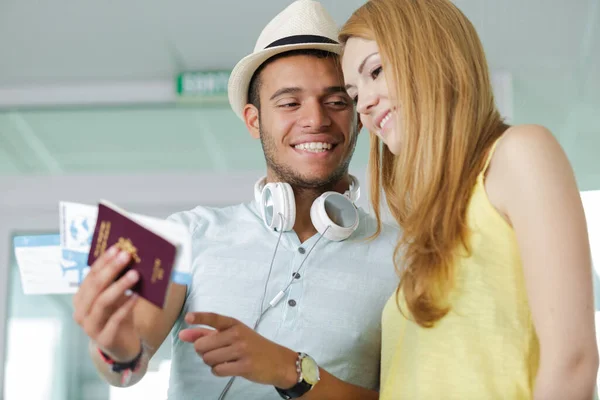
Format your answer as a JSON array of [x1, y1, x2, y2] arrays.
[[339, 0, 598, 399]]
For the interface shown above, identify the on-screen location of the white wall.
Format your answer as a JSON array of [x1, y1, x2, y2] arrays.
[[583, 191, 600, 272]]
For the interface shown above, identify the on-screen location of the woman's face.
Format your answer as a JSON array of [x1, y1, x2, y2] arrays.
[[342, 37, 402, 155]]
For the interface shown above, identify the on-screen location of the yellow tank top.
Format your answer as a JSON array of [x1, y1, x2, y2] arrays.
[[380, 138, 540, 399]]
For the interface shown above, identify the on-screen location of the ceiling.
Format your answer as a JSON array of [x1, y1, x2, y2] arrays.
[[0, 0, 598, 188]]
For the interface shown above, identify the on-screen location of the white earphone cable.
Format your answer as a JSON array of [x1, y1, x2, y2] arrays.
[[217, 224, 329, 399], [217, 214, 287, 400]]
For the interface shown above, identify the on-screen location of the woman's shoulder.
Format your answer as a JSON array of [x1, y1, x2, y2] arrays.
[[490, 124, 560, 164], [486, 123, 561, 178], [483, 124, 567, 221]]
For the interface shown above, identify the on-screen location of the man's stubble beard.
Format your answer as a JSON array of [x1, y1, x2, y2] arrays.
[[258, 115, 358, 193]]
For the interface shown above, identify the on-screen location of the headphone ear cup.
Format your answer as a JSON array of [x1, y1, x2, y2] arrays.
[[254, 177, 267, 220], [260, 182, 295, 231], [310, 192, 359, 241], [278, 182, 296, 231], [260, 183, 280, 230]]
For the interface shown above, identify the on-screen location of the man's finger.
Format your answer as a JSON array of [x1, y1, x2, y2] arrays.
[[192, 326, 244, 355], [92, 244, 121, 269], [93, 250, 132, 289], [178, 327, 217, 343], [211, 360, 244, 378], [200, 346, 240, 367], [75, 251, 131, 323], [74, 246, 128, 323], [184, 312, 238, 330], [85, 270, 140, 334], [96, 293, 138, 348], [74, 245, 118, 301]]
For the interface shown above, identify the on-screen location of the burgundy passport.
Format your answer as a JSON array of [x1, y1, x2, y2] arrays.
[[87, 202, 176, 309]]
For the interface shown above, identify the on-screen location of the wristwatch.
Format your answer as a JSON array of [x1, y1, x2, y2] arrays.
[[275, 352, 320, 399]]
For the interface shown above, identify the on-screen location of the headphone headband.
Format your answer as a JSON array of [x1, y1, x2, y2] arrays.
[[254, 176, 268, 205], [254, 175, 360, 205], [346, 175, 360, 203], [253, 175, 361, 241]]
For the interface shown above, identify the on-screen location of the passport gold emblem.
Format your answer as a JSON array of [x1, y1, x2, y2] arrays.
[[116, 237, 141, 263], [152, 258, 164, 283], [94, 220, 111, 257]]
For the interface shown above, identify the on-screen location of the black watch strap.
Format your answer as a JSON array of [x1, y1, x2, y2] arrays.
[[99, 346, 143, 373], [275, 380, 313, 399], [275, 352, 319, 399]]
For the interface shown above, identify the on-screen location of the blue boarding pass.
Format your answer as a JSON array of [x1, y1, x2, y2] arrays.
[[13, 234, 79, 294], [58, 201, 98, 290], [12, 202, 192, 295]]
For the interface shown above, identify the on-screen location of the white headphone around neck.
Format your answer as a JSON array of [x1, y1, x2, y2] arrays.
[[253, 175, 361, 242]]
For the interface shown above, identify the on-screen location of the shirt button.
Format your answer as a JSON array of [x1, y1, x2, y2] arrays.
[[298, 247, 305, 254], [288, 299, 297, 307]]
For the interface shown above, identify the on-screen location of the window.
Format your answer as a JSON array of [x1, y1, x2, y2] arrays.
[[582, 191, 600, 399], [4, 234, 172, 400]]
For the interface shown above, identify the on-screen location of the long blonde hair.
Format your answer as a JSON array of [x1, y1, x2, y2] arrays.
[[340, 0, 507, 327]]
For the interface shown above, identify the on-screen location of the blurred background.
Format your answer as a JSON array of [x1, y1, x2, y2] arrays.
[[0, 0, 599, 398]]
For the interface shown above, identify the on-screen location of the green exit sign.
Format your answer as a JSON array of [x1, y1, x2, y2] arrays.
[[176, 70, 231, 99]]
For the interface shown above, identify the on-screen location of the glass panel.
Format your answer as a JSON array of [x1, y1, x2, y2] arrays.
[[583, 192, 600, 399], [109, 360, 171, 400], [4, 318, 63, 399], [3, 232, 172, 399]]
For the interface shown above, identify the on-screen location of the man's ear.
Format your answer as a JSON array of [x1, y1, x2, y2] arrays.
[[244, 104, 260, 139]]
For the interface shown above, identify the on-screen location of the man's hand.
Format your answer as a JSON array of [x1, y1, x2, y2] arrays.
[[72, 245, 142, 362], [179, 312, 299, 388]]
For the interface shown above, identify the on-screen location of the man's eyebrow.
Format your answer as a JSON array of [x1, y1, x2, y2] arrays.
[[269, 86, 348, 100], [269, 87, 301, 101], [324, 86, 348, 95]]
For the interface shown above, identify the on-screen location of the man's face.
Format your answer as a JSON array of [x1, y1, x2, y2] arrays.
[[246, 54, 358, 188]]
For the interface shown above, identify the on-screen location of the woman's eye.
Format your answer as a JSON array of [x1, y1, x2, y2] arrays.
[[371, 66, 382, 80]]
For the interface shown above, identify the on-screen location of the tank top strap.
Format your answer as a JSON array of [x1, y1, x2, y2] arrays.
[[478, 136, 503, 181]]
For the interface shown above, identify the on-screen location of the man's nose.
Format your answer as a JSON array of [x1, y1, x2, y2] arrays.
[[298, 100, 332, 130]]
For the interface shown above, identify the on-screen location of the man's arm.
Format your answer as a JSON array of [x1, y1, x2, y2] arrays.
[[73, 246, 187, 387], [179, 312, 378, 400]]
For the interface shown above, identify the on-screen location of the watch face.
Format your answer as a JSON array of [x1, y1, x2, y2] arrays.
[[300, 356, 320, 385]]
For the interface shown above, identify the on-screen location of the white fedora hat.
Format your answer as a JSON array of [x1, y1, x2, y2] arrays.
[[228, 0, 341, 120]]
